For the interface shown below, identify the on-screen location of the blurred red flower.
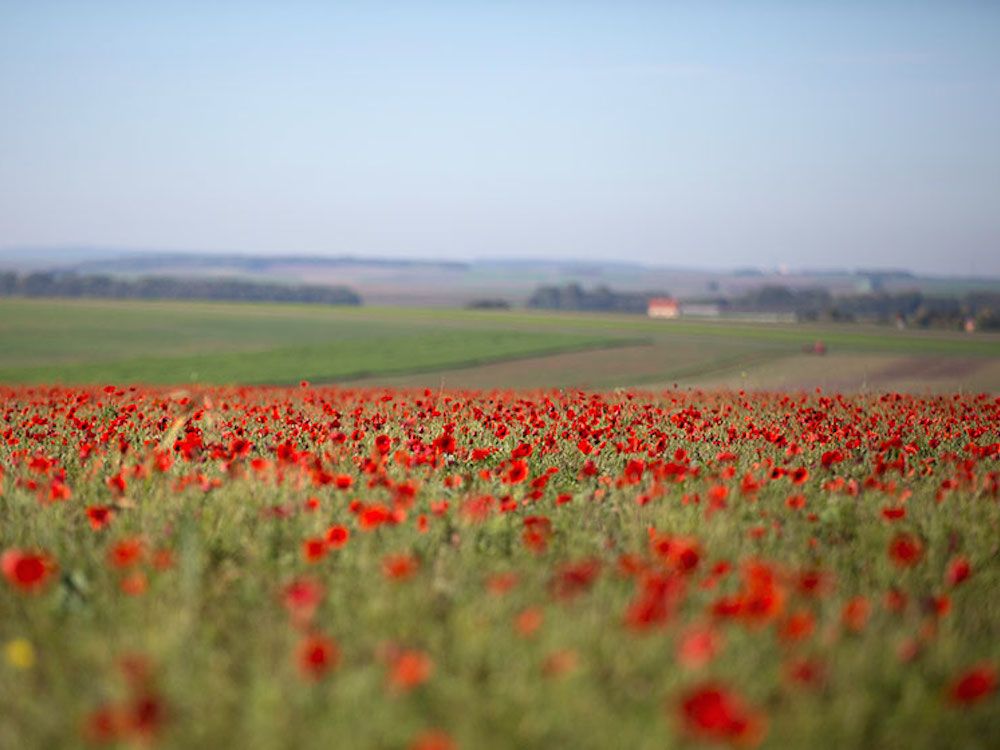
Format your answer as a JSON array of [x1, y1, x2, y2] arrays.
[[297, 633, 340, 680], [888, 533, 924, 568], [948, 664, 997, 705], [2, 548, 57, 593], [676, 682, 766, 747]]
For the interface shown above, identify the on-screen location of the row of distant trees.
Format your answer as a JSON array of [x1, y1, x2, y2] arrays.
[[521, 282, 1000, 330], [527, 283, 669, 314], [0, 271, 362, 306], [731, 285, 1000, 329]]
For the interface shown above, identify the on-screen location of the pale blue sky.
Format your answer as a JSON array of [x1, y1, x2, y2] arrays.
[[1, 1, 998, 274]]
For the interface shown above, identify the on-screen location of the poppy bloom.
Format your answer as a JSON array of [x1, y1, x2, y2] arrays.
[[388, 649, 434, 691], [785, 658, 826, 688], [86, 505, 114, 530], [409, 730, 456, 750], [881, 506, 906, 522], [358, 503, 393, 530], [374, 434, 392, 455], [325, 524, 350, 548], [676, 627, 722, 669], [786, 467, 807, 485], [676, 682, 766, 747], [296, 633, 340, 680], [888, 533, 924, 568], [948, 664, 997, 705], [778, 611, 816, 644], [624, 572, 684, 630], [120, 571, 148, 596], [108, 538, 145, 569], [946, 556, 971, 587], [302, 537, 328, 563], [785, 494, 806, 510], [84, 705, 125, 743], [550, 559, 601, 600], [486, 572, 518, 595], [282, 577, 325, 627], [382, 554, 418, 580], [2, 549, 57, 593], [842, 596, 871, 633], [504, 460, 528, 484], [515, 607, 544, 637], [541, 649, 578, 678], [106, 471, 128, 497]]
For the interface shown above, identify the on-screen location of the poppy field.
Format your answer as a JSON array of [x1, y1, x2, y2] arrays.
[[1, 383, 998, 749]]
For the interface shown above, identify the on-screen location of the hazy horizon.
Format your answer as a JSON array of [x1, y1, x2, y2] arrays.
[[1, 242, 993, 280], [2, 1, 999, 275]]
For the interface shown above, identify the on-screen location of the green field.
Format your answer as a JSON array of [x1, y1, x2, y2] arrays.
[[1, 298, 999, 391]]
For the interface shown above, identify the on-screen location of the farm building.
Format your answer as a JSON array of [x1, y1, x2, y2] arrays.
[[647, 297, 680, 318]]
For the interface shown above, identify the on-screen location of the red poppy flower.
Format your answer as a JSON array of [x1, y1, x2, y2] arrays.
[[296, 633, 340, 680], [778, 610, 816, 644], [842, 596, 870, 633], [108, 538, 145, 569], [106, 471, 128, 497], [409, 729, 456, 750], [948, 664, 997, 705], [302, 537, 328, 563], [515, 607, 544, 637], [120, 571, 148, 596], [382, 553, 418, 580], [2, 548, 57, 593], [388, 649, 434, 691], [888, 533, 924, 568], [86, 505, 114, 530], [677, 627, 721, 669], [325, 524, 350, 548], [282, 577, 325, 627], [541, 649, 578, 678], [676, 682, 766, 747], [946, 556, 971, 587], [504, 460, 528, 484]]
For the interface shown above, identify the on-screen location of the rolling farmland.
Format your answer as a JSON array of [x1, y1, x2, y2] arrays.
[[1, 298, 999, 392]]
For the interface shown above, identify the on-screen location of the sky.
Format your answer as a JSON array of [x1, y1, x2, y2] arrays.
[[1, 1, 998, 275]]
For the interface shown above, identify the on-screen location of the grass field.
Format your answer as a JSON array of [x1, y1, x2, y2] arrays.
[[1, 298, 999, 391]]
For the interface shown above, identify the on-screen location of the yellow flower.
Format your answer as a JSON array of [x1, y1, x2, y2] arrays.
[[4, 638, 36, 670]]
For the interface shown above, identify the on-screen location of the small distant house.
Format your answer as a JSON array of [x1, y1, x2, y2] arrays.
[[647, 297, 680, 319]]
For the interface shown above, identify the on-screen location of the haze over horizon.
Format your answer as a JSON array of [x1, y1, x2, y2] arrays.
[[2, 1, 999, 276]]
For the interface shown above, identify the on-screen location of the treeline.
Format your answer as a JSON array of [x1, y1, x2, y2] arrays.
[[728, 286, 1000, 329], [527, 283, 669, 314], [524, 282, 1000, 330], [0, 271, 362, 306]]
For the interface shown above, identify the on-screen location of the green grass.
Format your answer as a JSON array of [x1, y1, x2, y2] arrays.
[[1, 298, 998, 388], [0, 299, 630, 385]]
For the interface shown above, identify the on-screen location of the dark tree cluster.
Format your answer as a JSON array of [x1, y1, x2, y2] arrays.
[[465, 298, 511, 310], [0, 271, 362, 307], [527, 283, 669, 314], [729, 285, 1000, 329]]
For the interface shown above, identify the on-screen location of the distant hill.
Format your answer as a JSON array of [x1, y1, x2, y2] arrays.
[[2, 247, 999, 307]]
